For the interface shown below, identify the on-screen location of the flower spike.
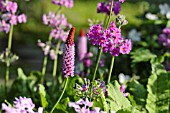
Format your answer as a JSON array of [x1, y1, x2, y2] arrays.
[[63, 27, 75, 77]]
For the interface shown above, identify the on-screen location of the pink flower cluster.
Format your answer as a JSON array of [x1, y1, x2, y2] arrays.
[[0, 0, 27, 33], [87, 22, 132, 56], [97, 1, 121, 15], [2, 96, 43, 113], [42, 12, 72, 42], [69, 98, 106, 113], [158, 27, 170, 49], [52, 0, 73, 8]]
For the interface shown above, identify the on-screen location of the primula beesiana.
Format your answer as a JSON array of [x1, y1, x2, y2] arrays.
[[97, 1, 121, 15], [52, 0, 74, 8], [87, 22, 132, 56], [2, 96, 43, 113], [0, 0, 27, 33]]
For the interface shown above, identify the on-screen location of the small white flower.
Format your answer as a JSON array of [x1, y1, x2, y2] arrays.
[[128, 29, 141, 42], [145, 13, 158, 20], [166, 11, 170, 19], [118, 73, 130, 83], [159, 3, 170, 15]]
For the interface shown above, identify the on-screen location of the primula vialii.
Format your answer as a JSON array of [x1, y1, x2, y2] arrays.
[[63, 27, 75, 77], [78, 29, 87, 61]]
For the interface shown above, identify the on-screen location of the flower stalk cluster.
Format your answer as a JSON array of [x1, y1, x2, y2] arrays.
[[75, 78, 108, 100], [2, 96, 43, 113], [69, 98, 106, 113], [0, 0, 27, 94]]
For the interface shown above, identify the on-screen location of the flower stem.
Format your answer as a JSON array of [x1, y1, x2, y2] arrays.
[[5, 25, 13, 94], [52, 40, 61, 85], [50, 77, 68, 113], [41, 35, 52, 83], [107, 56, 114, 84], [92, 47, 103, 81], [106, 0, 114, 29]]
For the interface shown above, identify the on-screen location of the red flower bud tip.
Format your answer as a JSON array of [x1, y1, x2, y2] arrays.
[[80, 29, 85, 37], [66, 27, 75, 46]]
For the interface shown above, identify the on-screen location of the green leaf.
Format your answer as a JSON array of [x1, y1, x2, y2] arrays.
[[38, 84, 48, 108], [130, 48, 156, 63], [145, 60, 170, 113], [93, 81, 108, 112], [18, 68, 27, 80], [66, 75, 83, 96], [107, 81, 131, 112], [8, 68, 31, 98], [128, 79, 147, 107], [56, 97, 70, 112]]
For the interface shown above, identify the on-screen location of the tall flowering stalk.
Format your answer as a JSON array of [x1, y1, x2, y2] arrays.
[[78, 29, 87, 61], [40, 8, 72, 83], [88, 0, 114, 81], [0, 0, 27, 93], [50, 27, 75, 113]]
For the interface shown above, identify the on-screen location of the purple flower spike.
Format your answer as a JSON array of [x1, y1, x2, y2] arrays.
[[63, 27, 75, 78], [78, 29, 87, 61]]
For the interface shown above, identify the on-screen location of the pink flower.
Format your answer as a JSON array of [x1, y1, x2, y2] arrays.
[[6, 1, 18, 14], [62, 27, 75, 77], [50, 50, 56, 60], [10, 15, 17, 25], [120, 84, 128, 97], [18, 14, 27, 23], [119, 0, 125, 3], [78, 29, 87, 61]]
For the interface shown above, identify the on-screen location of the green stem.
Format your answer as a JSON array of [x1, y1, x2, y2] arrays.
[[107, 56, 114, 84], [50, 77, 68, 113], [106, 1, 114, 29], [5, 25, 14, 94], [41, 35, 52, 83], [52, 40, 61, 85], [92, 47, 103, 81]]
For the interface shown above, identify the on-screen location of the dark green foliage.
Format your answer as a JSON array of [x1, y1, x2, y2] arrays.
[[128, 79, 147, 108], [145, 59, 170, 113]]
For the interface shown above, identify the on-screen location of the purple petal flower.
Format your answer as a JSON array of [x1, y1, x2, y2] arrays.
[[120, 84, 128, 97], [84, 58, 91, 67], [62, 27, 75, 77], [10, 15, 17, 25], [112, 2, 121, 15], [110, 47, 120, 56], [52, 0, 74, 8], [0, 20, 10, 33], [6, 1, 18, 14], [50, 50, 56, 60], [119, 0, 125, 3], [18, 14, 27, 23], [78, 29, 87, 61]]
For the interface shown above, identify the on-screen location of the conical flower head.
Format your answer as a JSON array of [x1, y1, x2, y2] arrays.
[[78, 29, 87, 61], [63, 27, 75, 77]]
